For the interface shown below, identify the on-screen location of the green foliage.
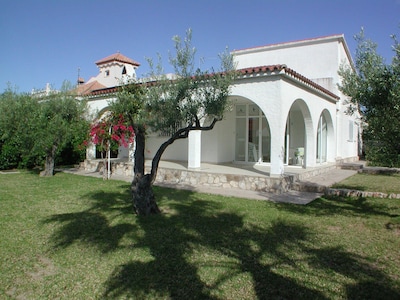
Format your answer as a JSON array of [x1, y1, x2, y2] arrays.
[[32, 88, 89, 172], [145, 28, 236, 134], [110, 81, 147, 129], [339, 29, 400, 167], [0, 84, 89, 170], [0, 88, 39, 169]]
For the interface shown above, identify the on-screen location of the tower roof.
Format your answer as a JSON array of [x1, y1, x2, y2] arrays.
[[95, 52, 140, 66]]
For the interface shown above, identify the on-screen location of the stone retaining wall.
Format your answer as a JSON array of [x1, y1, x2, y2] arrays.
[[325, 188, 400, 199], [295, 164, 337, 181], [154, 167, 294, 194], [80, 159, 134, 177], [358, 167, 400, 175], [80, 159, 295, 194], [79, 159, 400, 199]]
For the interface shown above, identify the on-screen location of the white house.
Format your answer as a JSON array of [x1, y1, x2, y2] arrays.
[[81, 34, 359, 178]]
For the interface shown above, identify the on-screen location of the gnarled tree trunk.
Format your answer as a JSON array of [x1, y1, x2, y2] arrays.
[[131, 173, 161, 215], [40, 144, 57, 177], [131, 120, 219, 216], [131, 128, 161, 215]]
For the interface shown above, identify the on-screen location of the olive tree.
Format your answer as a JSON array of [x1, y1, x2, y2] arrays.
[[34, 83, 89, 176], [338, 29, 400, 167], [110, 29, 236, 215], [0, 87, 38, 169]]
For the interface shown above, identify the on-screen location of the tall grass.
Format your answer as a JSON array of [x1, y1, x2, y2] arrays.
[[1, 172, 399, 299]]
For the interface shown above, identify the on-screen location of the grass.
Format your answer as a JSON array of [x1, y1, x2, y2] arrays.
[[0, 171, 399, 299], [332, 173, 400, 194]]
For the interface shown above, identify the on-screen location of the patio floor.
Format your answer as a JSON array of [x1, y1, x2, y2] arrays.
[[75, 159, 360, 204], [145, 160, 339, 181]]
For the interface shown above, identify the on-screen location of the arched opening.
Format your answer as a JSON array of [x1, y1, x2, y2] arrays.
[[284, 99, 312, 166], [316, 109, 335, 164], [235, 102, 271, 163], [316, 113, 327, 163]]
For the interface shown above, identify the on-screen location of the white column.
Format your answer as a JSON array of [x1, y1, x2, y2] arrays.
[[129, 141, 136, 162], [270, 126, 285, 177], [304, 117, 316, 168], [188, 130, 201, 169]]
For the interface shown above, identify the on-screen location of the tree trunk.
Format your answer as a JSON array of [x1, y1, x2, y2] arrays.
[[131, 173, 161, 215], [130, 121, 219, 216], [102, 141, 110, 180], [134, 128, 145, 176], [131, 127, 161, 216], [40, 145, 57, 177]]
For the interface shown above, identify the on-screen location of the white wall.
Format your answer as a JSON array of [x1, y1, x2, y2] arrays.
[[86, 62, 137, 88], [145, 135, 188, 161], [201, 108, 236, 163], [234, 37, 342, 83], [87, 98, 112, 117]]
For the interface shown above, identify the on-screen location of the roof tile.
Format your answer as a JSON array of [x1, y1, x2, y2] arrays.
[[76, 80, 107, 96], [85, 64, 339, 100], [95, 52, 140, 66]]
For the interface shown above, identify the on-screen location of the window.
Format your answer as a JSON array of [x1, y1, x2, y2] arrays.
[[122, 66, 127, 75], [348, 120, 354, 142], [105, 70, 110, 77]]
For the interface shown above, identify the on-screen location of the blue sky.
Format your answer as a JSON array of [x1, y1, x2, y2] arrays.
[[1, 0, 399, 93]]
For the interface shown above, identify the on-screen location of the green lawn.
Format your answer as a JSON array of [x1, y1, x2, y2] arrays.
[[332, 173, 400, 194], [1, 172, 399, 299]]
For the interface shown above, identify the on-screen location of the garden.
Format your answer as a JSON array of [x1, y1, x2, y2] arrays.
[[1, 171, 399, 299]]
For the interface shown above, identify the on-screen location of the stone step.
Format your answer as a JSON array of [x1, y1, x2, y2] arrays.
[[290, 181, 327, 193], [339, 163, 363, 170]]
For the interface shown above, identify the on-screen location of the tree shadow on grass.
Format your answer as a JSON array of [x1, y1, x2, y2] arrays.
[[43, 184, 138, 253], [306, 246, 400, 299], [277, 195, 398, 219], [45, 186, 400, 299], [103, 197, 328, 299]]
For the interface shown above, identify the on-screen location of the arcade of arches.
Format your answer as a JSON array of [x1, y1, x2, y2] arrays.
[[234, 101, 332, 168]]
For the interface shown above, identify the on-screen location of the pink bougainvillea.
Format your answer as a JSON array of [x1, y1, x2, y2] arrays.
[[84, 114, 135, 150]]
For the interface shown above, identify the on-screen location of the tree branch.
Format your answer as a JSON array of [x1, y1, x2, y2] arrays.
[[149, 117, 219, 183]]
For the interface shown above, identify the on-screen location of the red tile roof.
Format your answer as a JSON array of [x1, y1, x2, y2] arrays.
[[87, 86, 119, 96], [237, 65, 286, 74], [76, 80, 107, 96], [238, 65, 339, 100], [283, 67, 339, 99], [85, 65, 339, 100], [95, 53, 140, 66]]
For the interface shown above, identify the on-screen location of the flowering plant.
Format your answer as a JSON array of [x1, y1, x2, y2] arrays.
[[79, 114, 135, 179], [89, 114, 135, 149]]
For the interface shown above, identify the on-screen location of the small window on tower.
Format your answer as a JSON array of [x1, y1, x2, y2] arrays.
[[122, 66, 127, 75], [105, 70, 110, 77]]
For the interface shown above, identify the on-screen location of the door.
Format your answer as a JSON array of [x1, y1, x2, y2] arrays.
[[235, 104, 270, 163]]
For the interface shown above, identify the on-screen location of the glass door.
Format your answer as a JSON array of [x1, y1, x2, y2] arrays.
[[235, 105, 246, 161], [235, 104, 270, 163], [248, 117, 259, 162]]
